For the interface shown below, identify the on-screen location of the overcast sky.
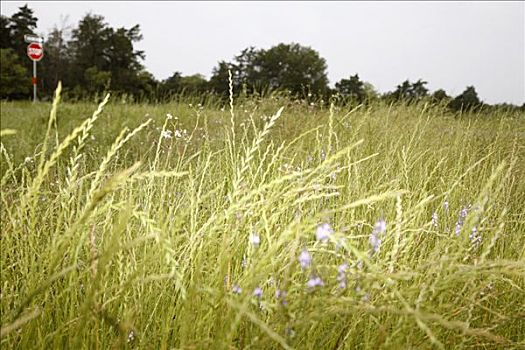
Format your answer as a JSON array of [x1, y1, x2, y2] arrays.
[[2, 1, 524, 104]]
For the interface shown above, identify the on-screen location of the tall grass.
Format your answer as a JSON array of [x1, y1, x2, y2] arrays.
[[1, 86, 524, 349]]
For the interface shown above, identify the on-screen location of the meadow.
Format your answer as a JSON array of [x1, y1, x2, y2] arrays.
[[1, 85, 524, 349]]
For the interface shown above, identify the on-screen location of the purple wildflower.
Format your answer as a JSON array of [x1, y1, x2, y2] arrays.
[[455, 221, 462, 236], [369, 234, 381, 253], [338, 263, 349, 274], [307, 276, 324, 289], [299, 249, 312, 269], [275, 289, 288, 306], [253, 287, 263, 298], [275, 289, 286, 299], [369, 219, 386, 254], [455, 206, 469, 236], [374, 219, 387, 234], [232, 284, 242, 294], [432, 212, 438, 227], [335, 237, 346, 250], [337, 263, 348, 289], [316, 223, 334, 242]]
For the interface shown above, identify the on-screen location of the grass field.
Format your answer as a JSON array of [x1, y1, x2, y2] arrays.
[[1, 86, 524, 349]]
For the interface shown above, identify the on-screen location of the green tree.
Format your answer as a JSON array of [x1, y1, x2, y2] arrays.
[[84, 66, 111, 95], [208, 61, 238, 96], [40, 22, 72, 96], [387, 79, 429, 103], [131, 70, 157, 101], [209, 43, 329, 97], [254, 43, 329, 96], [335, 74, 366, 103], [160, 71, 182, 96], [363, 82, 379, 102], [8, 5, 38, 62], [68, 14, 112, 86], [431, 89, 450, 105], [449, 86, 482, 112], [104, 25, 146, 93], [178, 74, 208, 94], [0, 48, 30, 99], [160, 72, 209, 99], [68, 14, 148, 97], [0, 15, 13, 49]]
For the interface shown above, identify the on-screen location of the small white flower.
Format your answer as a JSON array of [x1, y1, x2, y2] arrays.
[[127, 330, 135, 343], [161, 130, 173, 139], [432, 212, 438, 227], [166, 113, 173, 120], [250, 232, 260, 248]]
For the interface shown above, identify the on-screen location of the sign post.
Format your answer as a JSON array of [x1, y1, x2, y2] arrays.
[[25, 35, 44, 103], [33, 60, 37, 102]]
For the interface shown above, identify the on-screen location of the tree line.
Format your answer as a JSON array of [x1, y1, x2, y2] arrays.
[[1, 5, 523, 113]]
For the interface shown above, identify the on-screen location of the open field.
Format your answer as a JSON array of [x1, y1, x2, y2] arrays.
[[1, 89, 524, 349]]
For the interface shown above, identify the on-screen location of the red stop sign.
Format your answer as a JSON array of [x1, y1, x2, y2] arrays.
[[27, 42, 44, 61]]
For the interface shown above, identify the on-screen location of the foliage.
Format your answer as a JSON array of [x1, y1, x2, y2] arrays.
[[449, 86, 482, 112], [68, 14, 148, 96], [0, 4, 522, 111], [6, 4, 37, 62], [335, 74, 366, 104], [39, 25, 72, 97], [0, 48, 30, 99], [0, 15, 13, 49], [0, 6, 38, 99], [431, 89, 450, 104], [209, 43, 329, 97], [385, 79, 429, 103], [159, 72, 209, 99]]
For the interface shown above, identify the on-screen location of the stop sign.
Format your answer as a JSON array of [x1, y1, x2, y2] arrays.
[[27, 42, 44, 61]]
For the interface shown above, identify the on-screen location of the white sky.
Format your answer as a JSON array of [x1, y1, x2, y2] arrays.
[[2, 1, 524, 104]]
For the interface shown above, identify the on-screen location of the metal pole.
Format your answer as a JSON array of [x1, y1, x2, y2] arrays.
[[33, 60, 37, 103]]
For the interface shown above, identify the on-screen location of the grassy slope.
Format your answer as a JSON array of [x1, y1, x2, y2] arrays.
[[1, 93, 524, 349]]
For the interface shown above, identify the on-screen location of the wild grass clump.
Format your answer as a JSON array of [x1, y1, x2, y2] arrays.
[[1, 84, 524, 349]]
